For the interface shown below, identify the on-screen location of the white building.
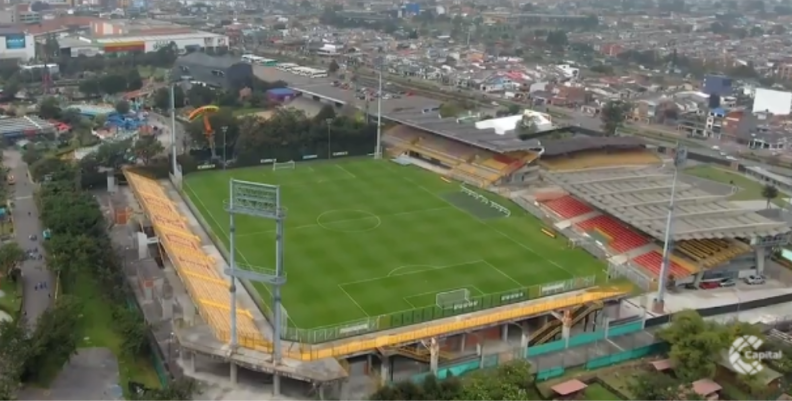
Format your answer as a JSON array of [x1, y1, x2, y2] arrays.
[[0, 28, 34, 61], [92, 31, 228, 53], [753, 88, 792, 116]]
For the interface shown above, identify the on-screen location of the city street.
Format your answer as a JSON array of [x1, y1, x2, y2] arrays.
[[4, 150, 53, 327]]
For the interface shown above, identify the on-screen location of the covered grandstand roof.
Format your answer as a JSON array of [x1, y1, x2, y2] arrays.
[[387, 110, 549, 153], [542, 136, 648, 157], [544, 167, 791, 241]]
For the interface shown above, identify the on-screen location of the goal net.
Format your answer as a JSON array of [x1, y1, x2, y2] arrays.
[[272, 160, 296, 171], [436, 289, 470, 309]]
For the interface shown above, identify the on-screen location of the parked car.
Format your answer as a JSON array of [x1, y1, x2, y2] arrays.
[[744, 275, 766, 285], [699, 281, 720, 289], [719, 278, 737, 287]]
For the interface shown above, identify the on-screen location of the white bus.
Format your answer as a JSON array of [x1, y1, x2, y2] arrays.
[[291, 67, 313, 76], [306, 68, 328, 78], [241, 54, 265, 63], [277, 63, 299, 71]]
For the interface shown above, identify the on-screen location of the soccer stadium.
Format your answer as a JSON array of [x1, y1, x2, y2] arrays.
[[124, 108, 791, 388]]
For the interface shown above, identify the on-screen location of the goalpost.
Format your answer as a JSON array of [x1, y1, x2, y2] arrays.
[[436, 289, 471, 309], [460, 185, 511, 217], [272, 160, 296, 171]]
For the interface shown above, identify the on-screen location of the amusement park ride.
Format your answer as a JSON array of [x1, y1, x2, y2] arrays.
[[187, 105, 219, 159]]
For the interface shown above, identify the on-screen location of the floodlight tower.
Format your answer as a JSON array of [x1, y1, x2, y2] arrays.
[[225, 180, 287, 395], [375, 56, 384, 159], [653, 144, 687, 313]]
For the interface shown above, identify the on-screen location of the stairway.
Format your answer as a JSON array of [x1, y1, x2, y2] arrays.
[[529, 301, 604, 346]]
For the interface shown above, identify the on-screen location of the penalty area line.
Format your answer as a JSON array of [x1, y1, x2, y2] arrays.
[[337, 284, 370, 317]]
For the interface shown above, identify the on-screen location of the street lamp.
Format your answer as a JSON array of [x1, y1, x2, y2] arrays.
[[325, 118, 333, 160], [221, 126, 229, 169]]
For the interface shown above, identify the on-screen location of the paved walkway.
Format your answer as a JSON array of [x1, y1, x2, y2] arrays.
[[4, 150, 52, 326]]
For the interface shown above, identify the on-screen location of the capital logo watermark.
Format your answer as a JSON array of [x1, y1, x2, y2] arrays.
[[729, 335, 782, 375]]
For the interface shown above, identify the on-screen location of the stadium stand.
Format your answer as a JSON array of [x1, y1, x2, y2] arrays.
[[413, 135, 472, 165], [677, 239, 752, 268], [542, 195, 594, 220], [539, 137, 660, 171], [125, 172, 273, 353], [576, 215, 650, 253], [632, 251, 698, 278]]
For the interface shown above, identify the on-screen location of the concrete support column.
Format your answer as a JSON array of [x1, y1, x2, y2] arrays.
[[137, 232, 147, 260], [380, 356, 390, 385], [185, 351, 195, 374], [429, 338, 439, 374], [756, 247, 766, 275], [562, 309, 572, 348], [230, 362, 238, 384], [460, 333, 467, 352], [520, 332, 528, 349], [502, 324, 509, 342]]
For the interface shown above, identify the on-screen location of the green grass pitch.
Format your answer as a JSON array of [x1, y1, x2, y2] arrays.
[[184, 158, 606, 330]]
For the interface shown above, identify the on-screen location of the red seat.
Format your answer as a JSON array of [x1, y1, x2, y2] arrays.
[[633, 251, 690, 279], [543, 196, 593, 219], [576, 215, 649, 253]]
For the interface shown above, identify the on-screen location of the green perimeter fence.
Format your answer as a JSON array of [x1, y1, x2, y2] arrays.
[[407, 320, 667, 383], [282, 275, 596, 343], [176, 180, 598, 344]]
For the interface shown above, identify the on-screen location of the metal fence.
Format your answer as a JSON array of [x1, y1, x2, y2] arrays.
[[608, 261, 655, 292], [405, 320, 662, 383], [281, 275, 596, 343]]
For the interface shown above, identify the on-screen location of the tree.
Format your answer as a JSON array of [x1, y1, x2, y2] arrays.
[[0, 319, 32, 400], [600, 100, 631, 136], [78, 79, 101, 97], [657, 310, 732, 381], [185, 109, 239, 148], [328, 59, 340, 73], [439, 102, 463, 118], [134, 378, 199, 400], [94, 139, 133, 171], [38, 96, 61, 119], [115, 100, 131, 115], [545, 30, 568, 48], [629, 372, 704, 400], [133, 136, 165, 166], [22, 295, 82, 383], [507, 104, 521, 115], [313, 104, 337, 123], [94, 113, 108, 128], [762, 184, 779, 208], [518, 116, 538, 140], [0, 242, 24, 276], [2, 79, 20, 99]]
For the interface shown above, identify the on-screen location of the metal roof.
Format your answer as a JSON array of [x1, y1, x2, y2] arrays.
[[544, 167, 791, 241], [0, 116, 55, 137], [542, 136, 648, 157], [385, 110, 545, 153]]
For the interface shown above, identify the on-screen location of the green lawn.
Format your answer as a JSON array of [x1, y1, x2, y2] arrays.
[[585, 382, 622, 400], [69, 274, 161, 393], [684, 165, 788, 206], [184, 158, 605, 331], [0, 278, 21, 316]]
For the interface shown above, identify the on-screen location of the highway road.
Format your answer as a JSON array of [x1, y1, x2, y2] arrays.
[[4, 150, 53, 327]]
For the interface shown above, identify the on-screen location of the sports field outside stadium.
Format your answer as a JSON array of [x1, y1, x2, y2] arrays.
[[184, 158, 605, 336]]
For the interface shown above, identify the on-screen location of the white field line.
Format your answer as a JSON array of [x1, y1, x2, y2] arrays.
[[335, 164, 357, 178], [337, 284, 370, 317], [481, 259, 523, 288], [339, 260, 484, 288]]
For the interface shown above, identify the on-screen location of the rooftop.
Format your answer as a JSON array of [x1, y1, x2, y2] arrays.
[[544, 167, 791, 241]]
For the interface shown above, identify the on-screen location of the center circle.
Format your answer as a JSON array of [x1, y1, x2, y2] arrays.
[[316, 210, 381, 233]]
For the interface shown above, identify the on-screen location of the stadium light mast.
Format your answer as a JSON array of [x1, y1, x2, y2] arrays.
[[654, 144, 687, 313], [375, 57, 384, 159], [225, 181, 287, 396], [170, 84, 178, 175]]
